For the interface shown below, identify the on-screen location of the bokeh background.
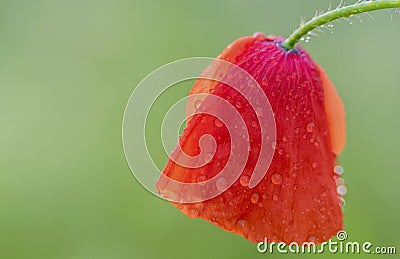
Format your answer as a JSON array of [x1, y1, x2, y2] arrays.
[[1, 0, 399, 258]]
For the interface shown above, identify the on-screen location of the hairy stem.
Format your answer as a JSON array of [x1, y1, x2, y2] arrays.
[[282, 0, 400, 50]]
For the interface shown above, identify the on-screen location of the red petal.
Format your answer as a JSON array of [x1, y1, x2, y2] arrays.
[[315, 64, 346, 155], [156, 34, 345, 244]]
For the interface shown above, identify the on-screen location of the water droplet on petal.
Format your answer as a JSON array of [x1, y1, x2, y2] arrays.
[[270, 57, 278, 64], [272, 194, 279, 201], [189, 208, 199, 217], [256, 106, 263, 116], [262, 78, 268, 86], [306, 122, 315, 132], [253, 31, 265, 37], [251, 193, 260, 204], [253, 56, 260, 63], [197, 175, 206, 183], [312, 162, 318, 168], [204, 152, 213, 162], [271, 173, 282, 185], [214, 118, 223, 128], [339, 197, 346, 207], [235, 101, 242, 109], [293, 162, 300, 170], [239, 175, 250, 187], [216, 177, 227, 191], [237, 219, 247, 228], [334, 165, 344, 175], [307, 235, 318, 242], [337, 185, 347, 196], [194, 100, 202, 110]]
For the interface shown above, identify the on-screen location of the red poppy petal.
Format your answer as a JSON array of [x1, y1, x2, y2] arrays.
[[315, 63, 346, 155], [156, 34, 344, 244]]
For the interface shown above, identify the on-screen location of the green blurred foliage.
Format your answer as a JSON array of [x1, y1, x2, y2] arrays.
[[0, 0, 399, 258]]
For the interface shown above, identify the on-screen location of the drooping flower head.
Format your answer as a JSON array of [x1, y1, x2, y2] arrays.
[[156, 33, 346, 244]]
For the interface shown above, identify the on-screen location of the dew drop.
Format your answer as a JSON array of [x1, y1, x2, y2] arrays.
[[339, 197, 346, 207], [271, 173, 282, 185], [312, 162, 318, 168], [272, 194, 279, 201], [251, 121, 258, 128], [334, 165, 344, 175], [251, 193, 260, 204], [197, 175, 206, 183], [261, 78, 268, 86], [253, 31, 265, 37], [307, 235, 318, 242], [337, 185, 347, 196], [235, 101, 242, 109], [239, 175, 250, 187], [245, 81, 253, 88], [270, 57, 278, 64], [256, 106, 263, 116], [214, 118, 223, 128], [194, 100, 202, 110], [204, 152, 213, 162], [293, 162, 300, 170], [189, 208, 199, 217], [253, 56, 260, 63], [294, 127, 300, 134], [237, 219, 247, 228], [306, 122, 315, 132], [216, 177, 227, 191], [282, 136, 288, 142]]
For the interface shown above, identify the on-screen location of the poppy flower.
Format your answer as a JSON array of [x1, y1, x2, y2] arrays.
[[156, 32, 346, 244]]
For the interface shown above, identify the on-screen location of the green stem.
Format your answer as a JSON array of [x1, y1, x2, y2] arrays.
[[281, 0, 400, 50]]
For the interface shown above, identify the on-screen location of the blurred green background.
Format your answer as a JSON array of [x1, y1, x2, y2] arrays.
[[1, 0, 399, 258]]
